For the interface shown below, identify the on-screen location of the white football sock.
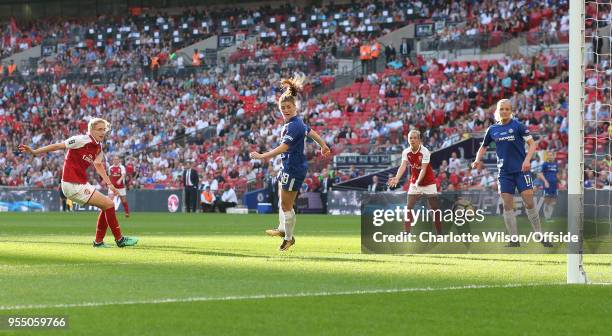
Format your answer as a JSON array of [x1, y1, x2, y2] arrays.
[[503, 209, 518, 237], [284, 209, 295, 240], [543, 203, 553, 220], [526, 206, 542, 233], [278, 208, 285, 232]]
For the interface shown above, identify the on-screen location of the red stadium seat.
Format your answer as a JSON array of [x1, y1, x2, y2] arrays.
[[528, 125, 540, 133], [529, 12, 542, 29], [534, 111, 542, 120], [556, 152, 568, 161]]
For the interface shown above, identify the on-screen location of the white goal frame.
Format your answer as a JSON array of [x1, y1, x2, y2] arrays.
[[567, 0, 588, 284]]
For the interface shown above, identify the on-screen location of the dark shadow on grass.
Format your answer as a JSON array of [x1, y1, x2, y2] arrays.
[[0, 239, 91, 247], [147, 245, 390, 263], [5, 240, 607, 267], [142, 246, 453, 265]]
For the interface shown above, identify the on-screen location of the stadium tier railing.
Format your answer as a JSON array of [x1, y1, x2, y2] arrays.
[[525, 31, 570, 46], [419, 32, 518, 53], [0, 60, 218, 84]]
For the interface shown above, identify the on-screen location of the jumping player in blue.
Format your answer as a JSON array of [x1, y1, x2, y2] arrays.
[[472, 99, 552, 247], [537, 150, 558, 221], [250, 75, 331, 251]]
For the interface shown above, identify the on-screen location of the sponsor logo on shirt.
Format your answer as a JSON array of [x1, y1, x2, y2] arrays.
[[496, 135, 516, 142], [82, 154, 94, 163]]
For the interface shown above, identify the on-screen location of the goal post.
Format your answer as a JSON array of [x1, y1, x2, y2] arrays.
[[567, 0, 588, 284]]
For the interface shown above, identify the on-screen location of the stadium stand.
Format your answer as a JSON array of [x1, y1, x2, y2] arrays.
[[2, 0, 596, 199]]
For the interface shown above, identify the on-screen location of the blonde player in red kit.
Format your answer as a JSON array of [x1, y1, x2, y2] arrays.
[[108, 156, 130, 218], [388, 130, 442, 234], [18, 118, 138, 248]]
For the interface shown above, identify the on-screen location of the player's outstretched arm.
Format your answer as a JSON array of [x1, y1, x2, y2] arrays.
[[415, 162, 428, 186], [93, 152, 118, 194], [388, 160, 407, 188], [537, 172, 549, 188], [119, 166, 126, 185], [471, 145, 488, 169], [522, 138, 537, 172], [307, 129, 331, 158], [473, 127, 492, 169], [250, 143, 289, 161], [18, 142, 66, 156]]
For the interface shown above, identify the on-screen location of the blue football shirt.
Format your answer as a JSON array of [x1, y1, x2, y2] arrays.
[[541, 162, 558, 182], [482, 119, 532, 174], [280, 116, 310, 177]]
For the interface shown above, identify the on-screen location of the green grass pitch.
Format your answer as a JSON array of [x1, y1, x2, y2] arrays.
[[0, 212, 611, 335]]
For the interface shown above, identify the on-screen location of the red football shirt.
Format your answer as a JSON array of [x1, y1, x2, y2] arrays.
[[108, 164, 126, 188], [402, 145, 436, 186], [61, 134, 101, 184]]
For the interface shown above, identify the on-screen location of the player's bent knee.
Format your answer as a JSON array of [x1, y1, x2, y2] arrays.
[[89, 192, 114, 210], [521, 191, 535, 208], [104, 199, 114, 210], [281, 202, 293, 212], [97, 199, 113, 211]]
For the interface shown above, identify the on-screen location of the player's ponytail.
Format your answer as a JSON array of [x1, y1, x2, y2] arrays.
[[279, 74, 306, 107]]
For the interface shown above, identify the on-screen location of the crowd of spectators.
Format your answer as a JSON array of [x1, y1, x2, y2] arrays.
[[2, 0, 575, 66], [0, 61, 339, 194], [0, 45, 575, 196], [312, 50, 567, 154], [0, 19, 50, 60], [420, 0, 569, 51], [2, 1, 595, 200], [2, 0, 429, 72]]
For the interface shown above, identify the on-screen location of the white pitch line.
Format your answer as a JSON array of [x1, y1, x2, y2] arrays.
[[0, 283, 574, 311], [0, 261, 165, 269]]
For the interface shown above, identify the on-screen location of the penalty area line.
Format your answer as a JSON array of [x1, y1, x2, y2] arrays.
[[0, 283, 575, 311]]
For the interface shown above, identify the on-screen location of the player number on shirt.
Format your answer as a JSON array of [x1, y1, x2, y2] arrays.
[[524, 174, 532, 186], [281, 173, 289, 185]]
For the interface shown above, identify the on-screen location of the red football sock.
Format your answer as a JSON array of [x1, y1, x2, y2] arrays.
[[95, 210, 108, 243], [104, 207, 123, 241], [433, 210, 443, 235], [404, 211, 414, 233], [122, 201, 130, 215]]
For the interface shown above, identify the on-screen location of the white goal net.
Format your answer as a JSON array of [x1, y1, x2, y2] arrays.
[[570, 0, 612, 284]]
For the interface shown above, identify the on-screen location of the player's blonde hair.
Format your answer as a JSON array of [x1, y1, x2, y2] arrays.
[[408, 129, 421, 139], [88, 117, 110, 133], [278, 74, 306, 109], [494, 99, 513, 123]]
